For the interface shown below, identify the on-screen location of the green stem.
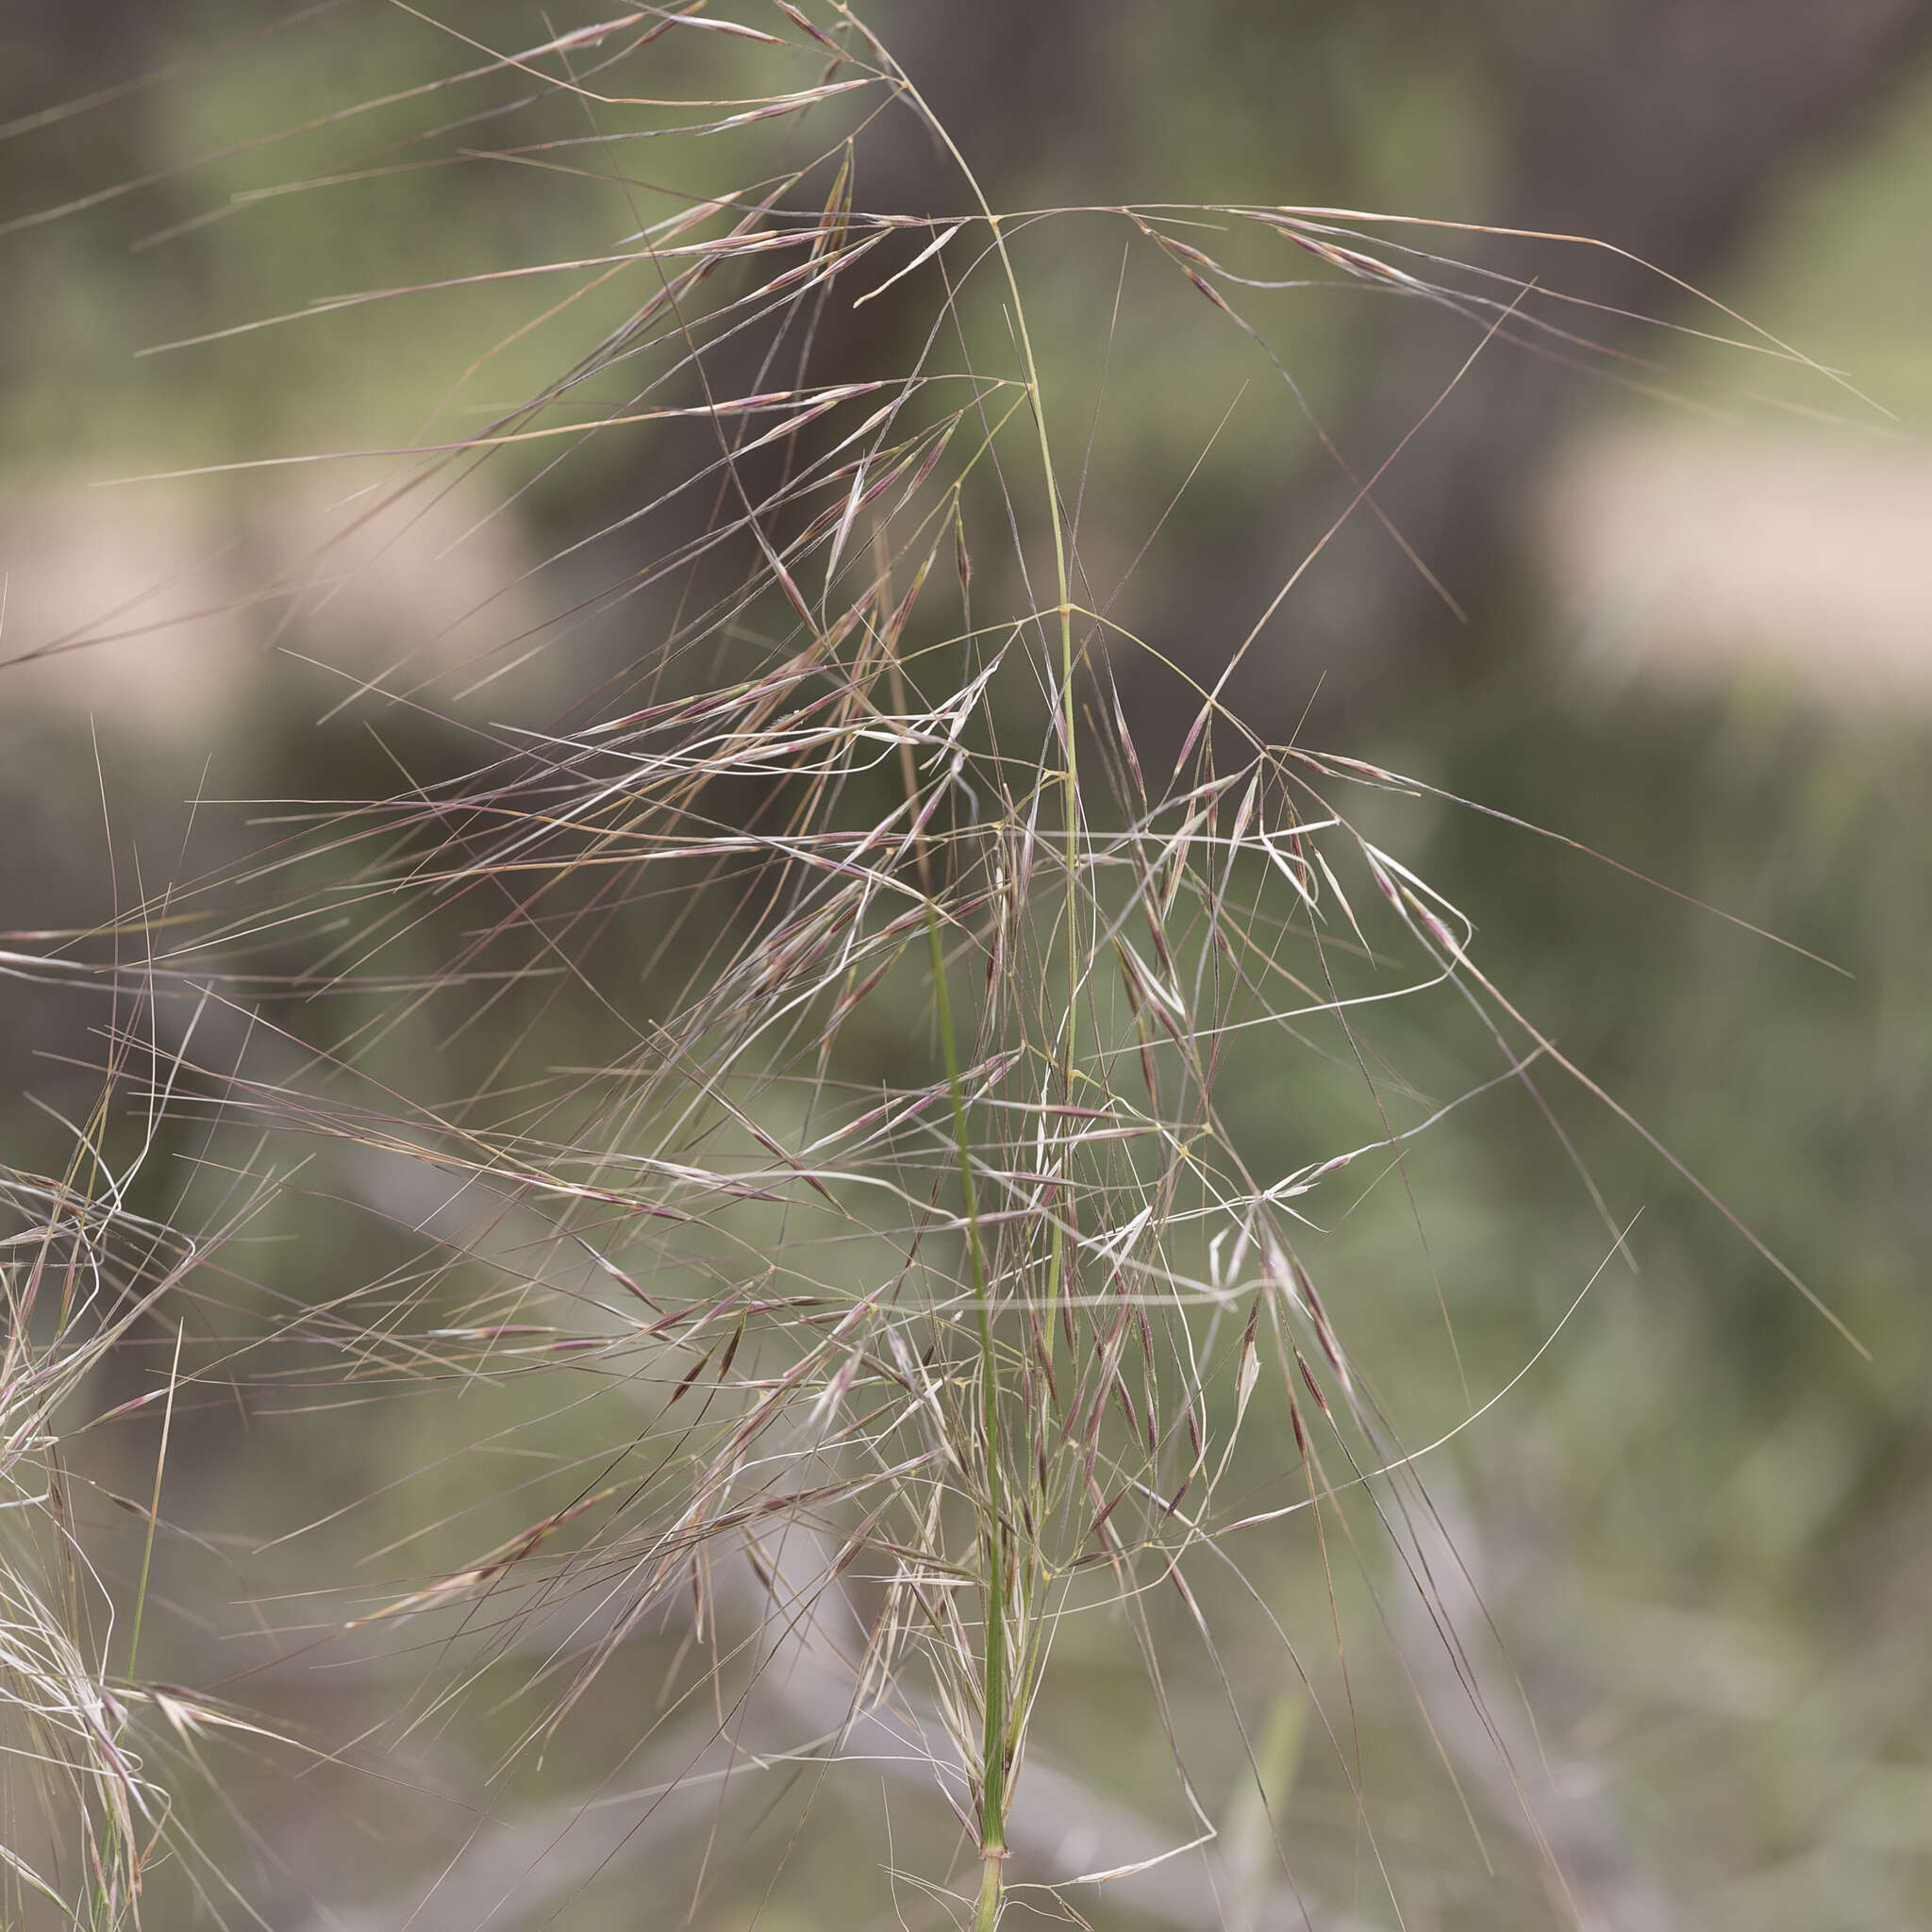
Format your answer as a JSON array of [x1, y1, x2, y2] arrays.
[[850, 15, 1081, 1291], [974, 1840, 1007, 1932], [852, 27, 1086, 1914], [924, 902, 1008, 1857]]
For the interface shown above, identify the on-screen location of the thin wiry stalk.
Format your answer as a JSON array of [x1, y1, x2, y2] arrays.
[[923, 891, 1008, 1914], [840, 21, 1082, 1912]]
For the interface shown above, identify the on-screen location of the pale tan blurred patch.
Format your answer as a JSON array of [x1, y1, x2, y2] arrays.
[[1541, 424, 1932, 705], [0, 467, 543, 744]]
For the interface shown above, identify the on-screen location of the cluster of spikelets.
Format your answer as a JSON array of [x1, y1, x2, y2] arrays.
[[2, 1155, 162, 1924], [0, 6, 1857, 1928], [1, 1057, 275, 1925]]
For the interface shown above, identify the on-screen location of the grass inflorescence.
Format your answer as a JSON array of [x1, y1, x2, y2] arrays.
[[0, 6, 1873, 1927]]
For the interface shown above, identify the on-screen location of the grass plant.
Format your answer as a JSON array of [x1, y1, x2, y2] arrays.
[[0, 6, 1876, 1927]]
